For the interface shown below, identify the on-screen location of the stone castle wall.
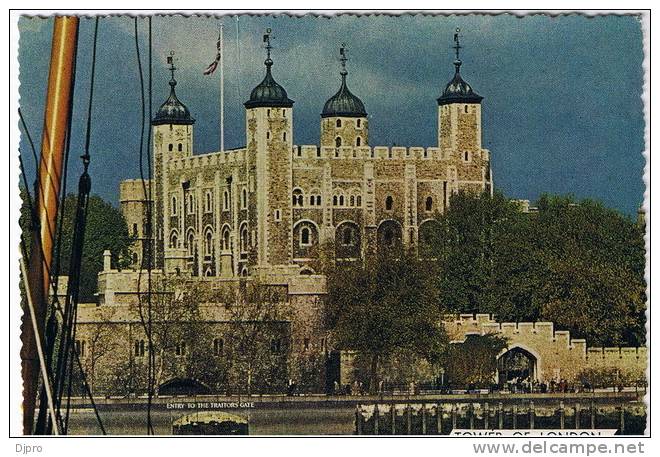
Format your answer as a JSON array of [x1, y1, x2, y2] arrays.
[[445, 314, 647, 384]]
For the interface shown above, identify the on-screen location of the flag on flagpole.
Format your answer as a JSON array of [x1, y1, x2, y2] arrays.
[[203, 36, 222, 75]]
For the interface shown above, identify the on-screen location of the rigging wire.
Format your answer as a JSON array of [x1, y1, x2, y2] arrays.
[[60, 16, 103, 435], [38, 18, 79, 433], [134, 16, 156, 435], [19, 147, 105, 435], [19, 237, 59, 435], [18, 112, 105, 435]]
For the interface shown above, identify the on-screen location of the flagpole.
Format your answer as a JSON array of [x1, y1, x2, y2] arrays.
[[220, 23, 224, 153]]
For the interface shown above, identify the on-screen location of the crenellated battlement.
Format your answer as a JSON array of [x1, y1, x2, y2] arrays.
[[291, 144, 490, 161], [444, 313, 647, 382], [167, 148, 248, 170]]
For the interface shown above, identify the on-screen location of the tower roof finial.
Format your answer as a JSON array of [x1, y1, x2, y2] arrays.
[[453, 27, 462, 73], [263, 28, 273, 69], [339, 43, 348, 79], [152, 50, 195, 126]]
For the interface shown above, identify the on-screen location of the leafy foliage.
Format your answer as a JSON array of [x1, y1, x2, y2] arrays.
[[20, 190, 134, 302], [326, 252, 448, 390], [442, 334, 509, 388], [434, 191, 646, 346]]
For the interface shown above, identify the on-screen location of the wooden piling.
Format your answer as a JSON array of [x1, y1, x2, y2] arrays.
[[436, 406, 442, 435], [355, 405, 362, 435], [406, 404, 412, 435], [391, 404, 396, 435], [512, 405, 518, 430], [484, 402, 490, 429], [374, 404, 379, 435], [421, 404, 427, 435], [590, 401, 596, 429], [575, 403, 581, 429], [529, 401, 535, 430], [498, 402, 504, 429], [559, 401, 565, 430]]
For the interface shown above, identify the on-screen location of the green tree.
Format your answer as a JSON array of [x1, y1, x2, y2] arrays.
[[326, 253, 448, 392], [442, 334, 508, 388], [433, 191, 646, 347], [20, 190, 133, 302], [221, 281, 289, 395]]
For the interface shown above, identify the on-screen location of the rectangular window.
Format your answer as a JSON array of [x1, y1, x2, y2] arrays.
[[271, 339, 282, 353], [175, 342, 187, 356], [274, 209, 282, 222], [134, 340, 145, 357]]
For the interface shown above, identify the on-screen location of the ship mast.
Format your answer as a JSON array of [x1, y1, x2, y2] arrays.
[[21, 16, 79, 435]]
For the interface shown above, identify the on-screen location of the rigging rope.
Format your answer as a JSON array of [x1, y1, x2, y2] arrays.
[[19, 105, 105, 435], [134, 16, 156, 435]]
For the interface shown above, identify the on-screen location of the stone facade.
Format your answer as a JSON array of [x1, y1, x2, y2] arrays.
[[444, 314, 647, 384], [72, 35, 644, 395]]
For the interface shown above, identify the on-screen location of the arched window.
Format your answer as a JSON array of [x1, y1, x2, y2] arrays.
[[356, 196, 362, 207], [385, 196, 394, 211], [222, 227, 230, 251], [132, 252, 138, 264], [242, 188, 247, 209], [188, 194, 194, 213], [168, 143, 173, 152], [187, 232, 195, 256], [350, 195, 355, 207], [205, 230, 213, 256], [339, 195, 344, 206], [336, 119, 341, 128], [465, 105, 469, 113], [464, 151, 470, 162], [316, 195, 321, 206], [335, 137, 342, 148], [356, 137, 362, 147], [342, 226, 355, 246], [426, 196, 433, 212], [171, 196, 177, 215], [223, 190, 229, 211], [333, 196, 338, 206], [240, 225, 248, 253], [178, 143, 183, 152], [170, 231, 178, 248], [206, 192, 212, 213], [292, 189, 304, 207], [133, 223, 138, 237], [309, 195, 315, 206], [283, 132, 287, 141], [301, 227, 311, 246], [357, 119, 361, 128]]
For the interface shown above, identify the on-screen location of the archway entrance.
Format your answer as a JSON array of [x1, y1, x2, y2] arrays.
[[159, 378, 211, 396], [497, 347, 538, 387]]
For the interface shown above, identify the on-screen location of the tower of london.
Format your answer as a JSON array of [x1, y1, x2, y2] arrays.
[[121, 32, 493, 279]]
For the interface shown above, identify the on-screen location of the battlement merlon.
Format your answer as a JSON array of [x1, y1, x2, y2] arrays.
[[291, 145, 490, 161]]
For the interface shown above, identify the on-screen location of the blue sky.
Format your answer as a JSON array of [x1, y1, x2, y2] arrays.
[[18, 14, 645, 215]]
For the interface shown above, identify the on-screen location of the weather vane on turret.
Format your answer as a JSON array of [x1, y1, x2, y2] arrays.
[[263, 28, 273, 66], [339, 43, 348, 77], [453, 28, 462, 73], [167, 50, 177, 83]]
